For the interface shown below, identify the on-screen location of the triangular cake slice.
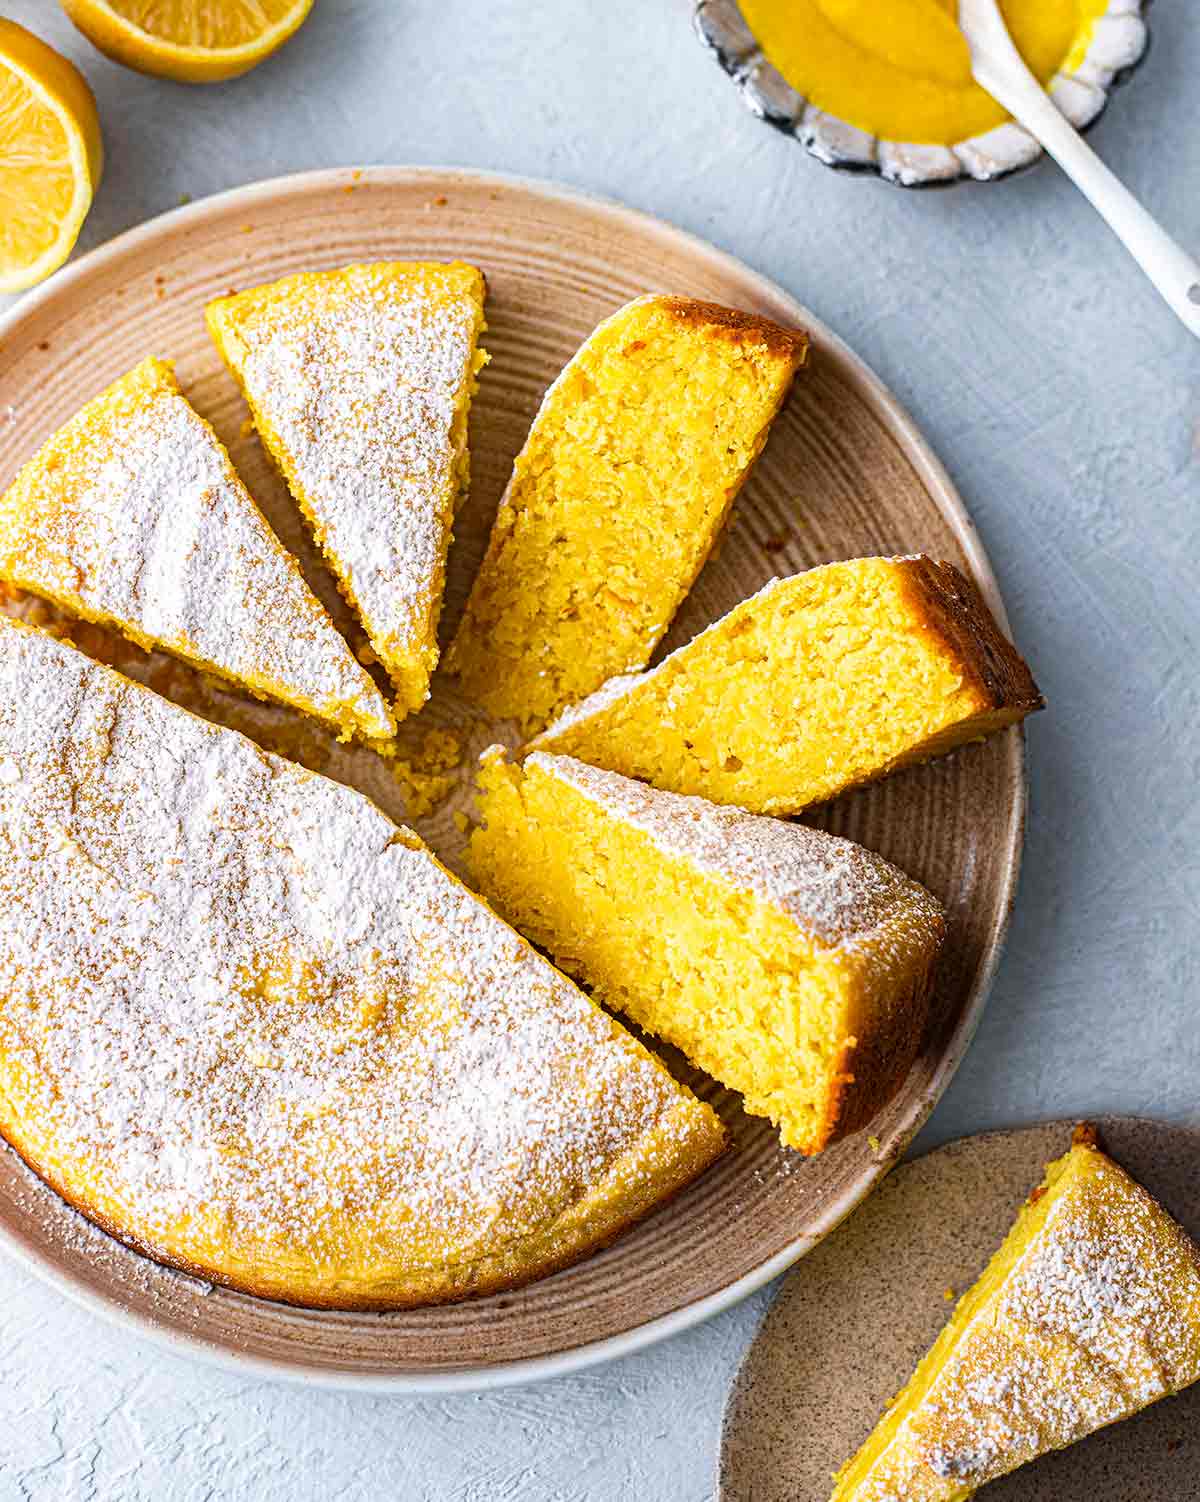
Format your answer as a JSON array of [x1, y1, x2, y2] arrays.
[[531, 556, 1044, 814], [469, 750, 944, 1154], [0, 617, 723, 1309], [832, 1126, 1200, 1499], [0, 357, 393, 741], [207, 261, 488, 718], [445, 296, 808, 731]]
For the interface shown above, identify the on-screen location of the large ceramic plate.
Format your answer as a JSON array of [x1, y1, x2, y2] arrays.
[[0, 167, 1026, 1390]]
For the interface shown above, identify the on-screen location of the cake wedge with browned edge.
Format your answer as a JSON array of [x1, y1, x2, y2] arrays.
[[469, 750, 944, 1154], [531, 555, 1043, 814], [832, 1125, 1200, 1500], [445, 295, 808, 730], [0, 356, 393, 741], [0, 616, 724, 1309], [207, 261, 487, 718]]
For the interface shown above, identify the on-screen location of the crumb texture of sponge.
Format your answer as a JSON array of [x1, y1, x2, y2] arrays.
[[532, 555, 1043, 813], [446, 295, 808, 730], [468, 750, 944, 1154], [207, 261, 488, 720], [831, 1132, 1200, 1500]]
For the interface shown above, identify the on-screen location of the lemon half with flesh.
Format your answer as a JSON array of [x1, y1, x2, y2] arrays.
[[0, 19, 102, 294], [60, 0, 315, 84]]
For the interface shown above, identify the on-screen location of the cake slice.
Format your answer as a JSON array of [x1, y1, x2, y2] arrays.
[[445, 295, 808, 730], [207, 261, 487, 718], [0, 617, 724, 1309], [0, 356, 393, 741], [469, 750, 944, 1154], [531, 556, 1043, 814], [832, 1126, 1200, 1500]]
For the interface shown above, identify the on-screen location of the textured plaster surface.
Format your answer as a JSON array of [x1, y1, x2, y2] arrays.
[[1, 1, 1198, 1497]]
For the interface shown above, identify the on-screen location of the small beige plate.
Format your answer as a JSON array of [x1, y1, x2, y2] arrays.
[[721, 1117, 1200, 1500], [0, 167, 1026, 1390]]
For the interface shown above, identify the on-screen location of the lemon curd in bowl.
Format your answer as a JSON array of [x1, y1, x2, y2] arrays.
[[742, 0, 1104, 144], [695, 0, 1150, 185]]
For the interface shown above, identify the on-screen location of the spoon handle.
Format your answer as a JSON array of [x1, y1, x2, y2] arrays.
[[967, 18, 1200, 339]]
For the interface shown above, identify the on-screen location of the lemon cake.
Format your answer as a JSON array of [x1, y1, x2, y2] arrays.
[[0, 356, 393, 742], [531, 556, 1043, 814], [0, 617, 724, 1309], [832, 1125, 1200, 1499], [469, 750, 944, 1154], [207, 261, 487, 718], [445, 295, 808, 730]]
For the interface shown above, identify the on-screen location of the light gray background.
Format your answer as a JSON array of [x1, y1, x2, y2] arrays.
[[1, 2, 1196, 1498]]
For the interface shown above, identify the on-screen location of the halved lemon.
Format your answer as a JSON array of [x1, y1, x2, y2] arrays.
[[60, 0, 316, 84], [0, 20, 103, 294]]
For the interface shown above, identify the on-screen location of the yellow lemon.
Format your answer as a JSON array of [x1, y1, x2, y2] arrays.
[[0, 19, 102, 294], [60, 0, 315, 85]]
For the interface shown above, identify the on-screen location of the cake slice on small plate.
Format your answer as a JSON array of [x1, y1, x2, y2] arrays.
[[207, 261, 487, 718], [531, 555, 1044, 814], [0, 617, 724, 1309], [469, 749, 944, 1154], [0, 356, 393, 741], [445, 295, 808, 731], [831, 1125, 1200, 1500]]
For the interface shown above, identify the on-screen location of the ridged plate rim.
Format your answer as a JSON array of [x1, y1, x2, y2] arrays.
[[0, 165, 1026, 1392]]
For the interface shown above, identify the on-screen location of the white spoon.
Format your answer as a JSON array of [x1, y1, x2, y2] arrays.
[[957, 0, 1200, 339]]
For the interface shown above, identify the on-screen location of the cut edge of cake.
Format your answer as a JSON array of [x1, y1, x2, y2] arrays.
[[468, 747, 945, 1155], [529, 555, 1044, 813], [444, 293, 809, 731]]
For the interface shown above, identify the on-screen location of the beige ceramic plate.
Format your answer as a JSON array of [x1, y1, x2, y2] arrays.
[[721, 1117, 1200, 1500], [0, 167, 1026, 1390]]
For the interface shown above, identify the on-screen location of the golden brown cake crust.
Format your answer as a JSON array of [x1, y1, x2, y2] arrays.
[[656, 296, 811, 362], [820, 939, 943, 1150], [7, 1112, 724, 1312], [898, 556, 1045, 718]]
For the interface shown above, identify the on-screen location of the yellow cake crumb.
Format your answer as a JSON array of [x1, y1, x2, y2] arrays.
[[446, 295, 807, 730], [531, 556, 1043, 814], [469, 749, 944, 1154]]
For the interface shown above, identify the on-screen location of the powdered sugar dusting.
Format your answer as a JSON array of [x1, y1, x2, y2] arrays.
[[0, 364, 392, 740], [214, 266, 483, 690], [863, 1149, 1200, 1498], [0, 620, 714, 1300], [526, 752, 944, 953]]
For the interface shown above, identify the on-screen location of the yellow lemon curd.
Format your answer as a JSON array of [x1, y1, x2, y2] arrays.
[[739, 0, 1108, 144]]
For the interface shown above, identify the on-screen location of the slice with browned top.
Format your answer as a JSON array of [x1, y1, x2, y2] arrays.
[[445, 295, 808, 731], [531, 556, 1043, 814]]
